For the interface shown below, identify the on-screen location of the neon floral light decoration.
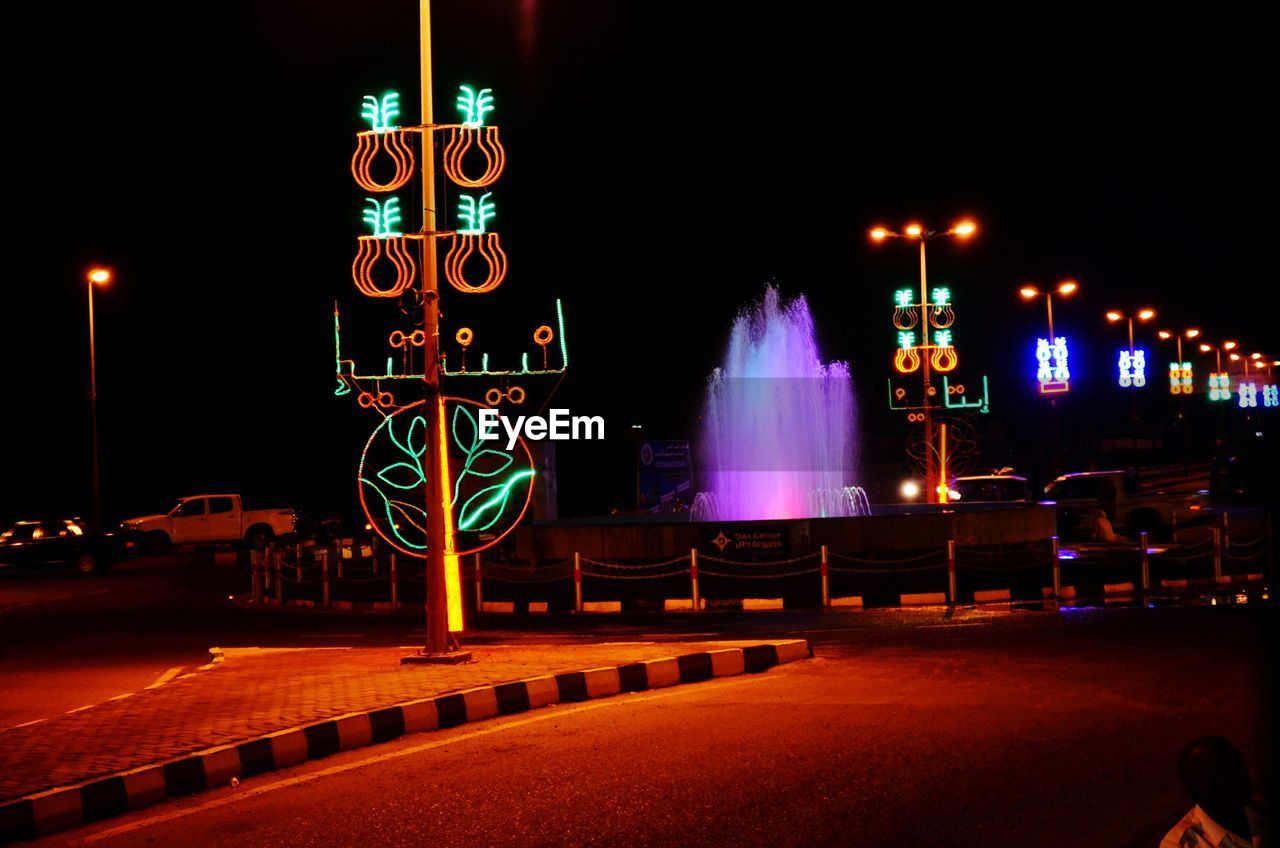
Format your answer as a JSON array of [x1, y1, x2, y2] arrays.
[[1238, 382, 1258, 408], [1264, 385, 1278, 408], [1118, 349, 1147, 388], [1168, 361, 1193, 395], [442, 85, 506, 188], [1036, 337, 1070, 394], [352, 92, 415, 192], [1208, 372, 1231, 402], [444, 193, 507, 293]]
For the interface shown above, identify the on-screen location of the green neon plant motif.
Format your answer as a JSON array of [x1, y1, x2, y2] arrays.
[[932, 287, 951, 306], [448, 405, 535, 532], [456, 85, 494, 128], [359, 402, 535, 553], [898, 331, 915, 350], [457, 193, 495, 234], [894, 289, 913, 308], [362, 197, 403, 238], [934, 330, 953, 347], [361, 91, 401, 132]]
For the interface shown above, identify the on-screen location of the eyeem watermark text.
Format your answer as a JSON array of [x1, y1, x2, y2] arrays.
[[478, 409, 604, 450]]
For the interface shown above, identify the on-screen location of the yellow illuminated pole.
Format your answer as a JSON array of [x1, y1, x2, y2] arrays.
[[413, 0, 465, 660], [86, 268, 111, 530]]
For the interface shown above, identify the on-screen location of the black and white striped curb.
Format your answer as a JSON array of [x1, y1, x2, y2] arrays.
[[0, 640, 809, 842]]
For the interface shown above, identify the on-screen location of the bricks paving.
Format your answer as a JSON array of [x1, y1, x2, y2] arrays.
[[0, 641, 752, 802]]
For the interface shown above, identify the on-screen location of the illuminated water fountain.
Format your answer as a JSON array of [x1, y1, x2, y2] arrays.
[[692, 287, 867, 521]]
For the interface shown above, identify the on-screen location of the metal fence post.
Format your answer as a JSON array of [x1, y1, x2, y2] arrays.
[[820, 544, 830, 608], [336, 545, 343, 580], [1212, 527, 1223, 583], [946, 539, 958, 605], [474, 553, 483, 614], [1222, 511, 1230, 551], [690, 548, 700, 612], [573, 552, 583, 613], [273, 550, 283, 607], [1139, 531, 1150, 597], [1051, 536, 1061, 600], [389, 553, 398, 610], [321, 549, 330, 609], [251, 552, 262, 604]]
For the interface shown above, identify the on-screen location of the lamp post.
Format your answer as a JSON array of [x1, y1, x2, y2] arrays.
[[871, 219, 977, 503], [1158, 327, 1200, 473], [1105, 307, 1156, 453], [1019, 280, 1077, 344], [86, 267, 112, 530]]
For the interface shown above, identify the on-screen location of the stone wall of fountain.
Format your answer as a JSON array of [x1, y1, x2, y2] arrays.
[[692, 287, 866, 521]]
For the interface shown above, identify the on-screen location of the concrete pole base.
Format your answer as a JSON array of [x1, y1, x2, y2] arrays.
[[400, 650, 474, 665]]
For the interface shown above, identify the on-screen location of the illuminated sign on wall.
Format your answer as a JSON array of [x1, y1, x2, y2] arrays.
[[1168, 361, 1193, 395], [1208, 372, 1231, 402], [1036, 337, 1070, 394], [1264, 385, 1279, 408], [1118, 349, 1147, 388]]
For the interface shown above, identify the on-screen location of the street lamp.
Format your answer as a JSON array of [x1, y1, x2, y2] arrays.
[[870, 219, 977, 504], [1020, 280, 1077, 394], [86, 267, 112, 529], [1157, 327, 1200, 390], [1105, 307, 1157, 364]]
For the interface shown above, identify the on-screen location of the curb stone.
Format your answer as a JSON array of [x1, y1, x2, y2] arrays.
[[0, 640, 810, 842]]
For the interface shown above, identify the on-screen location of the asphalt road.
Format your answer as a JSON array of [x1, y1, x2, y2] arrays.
[[4, 556, 1276, 846], [1, 583, 1267, 846]]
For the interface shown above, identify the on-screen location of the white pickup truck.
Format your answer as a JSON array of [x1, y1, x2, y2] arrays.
[[121, 494, 296, 553]]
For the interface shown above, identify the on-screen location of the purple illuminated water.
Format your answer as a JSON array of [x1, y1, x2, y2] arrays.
[[693, 287, 866, 521]]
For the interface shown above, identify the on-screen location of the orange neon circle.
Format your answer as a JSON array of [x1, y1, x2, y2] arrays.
[[389, 330, 407, 348], [358, 392, 376, 408], [351, 130, 415, 192], [484, 387, 504, 406], [441, 127, 506, 188], [507, 385, 526, 404], [444, 233, 508, 294], [353, 236, 417, 298], [533, 325, 554, 346], [455, 327, 474, 347]]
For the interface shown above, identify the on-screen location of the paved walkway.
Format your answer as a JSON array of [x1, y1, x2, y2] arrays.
[[0, 641, 756, 802]]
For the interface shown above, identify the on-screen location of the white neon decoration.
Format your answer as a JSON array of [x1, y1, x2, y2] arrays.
[[1239, 382, 1258, 408], [1036, 337, 1070, 394], [1209, 372, 1232, 402], [1118, 349, 1147, 388]]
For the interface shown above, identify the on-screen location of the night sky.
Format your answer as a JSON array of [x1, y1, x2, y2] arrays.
[[4, 2, 1275, 526]]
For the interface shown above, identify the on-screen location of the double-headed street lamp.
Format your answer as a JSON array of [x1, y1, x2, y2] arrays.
[[1106, 307, 1156, 452], [1019, 280, 1077, 341], [87, 267, 112, 530], [1020, 280, 1077, 394], [1198, 339, 1238, 373], [870, 220, 977, 503]]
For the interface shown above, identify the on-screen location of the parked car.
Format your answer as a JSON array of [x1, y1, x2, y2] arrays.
[[950, 474, 1029, 503], [1042, 470, 1209, 540], [120, 494, 296, 553], [0, 518, 133, 574]]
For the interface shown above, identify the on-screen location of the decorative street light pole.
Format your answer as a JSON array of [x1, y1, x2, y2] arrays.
[[1019, 280, 1078, 395], [871, 220, 977, 503], [1157, 327, 1201, 473], [1106, 307, 1156, 453], [86, 267, 111, 530]]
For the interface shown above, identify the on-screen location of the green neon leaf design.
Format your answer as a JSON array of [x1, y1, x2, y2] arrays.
[[359, 477, 427, 551], [465, 448, 513, 478], [451, 405, 479, 454], [457, 470, 535, 532], [406, 416, 426, 458], [377, 461, 425, 490]]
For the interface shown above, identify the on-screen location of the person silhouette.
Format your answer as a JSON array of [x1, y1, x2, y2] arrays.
[[1161, 736, 1268, 847]]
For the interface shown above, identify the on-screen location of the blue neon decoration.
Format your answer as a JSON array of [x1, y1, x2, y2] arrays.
[[1118, 349, 1147, 388]]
